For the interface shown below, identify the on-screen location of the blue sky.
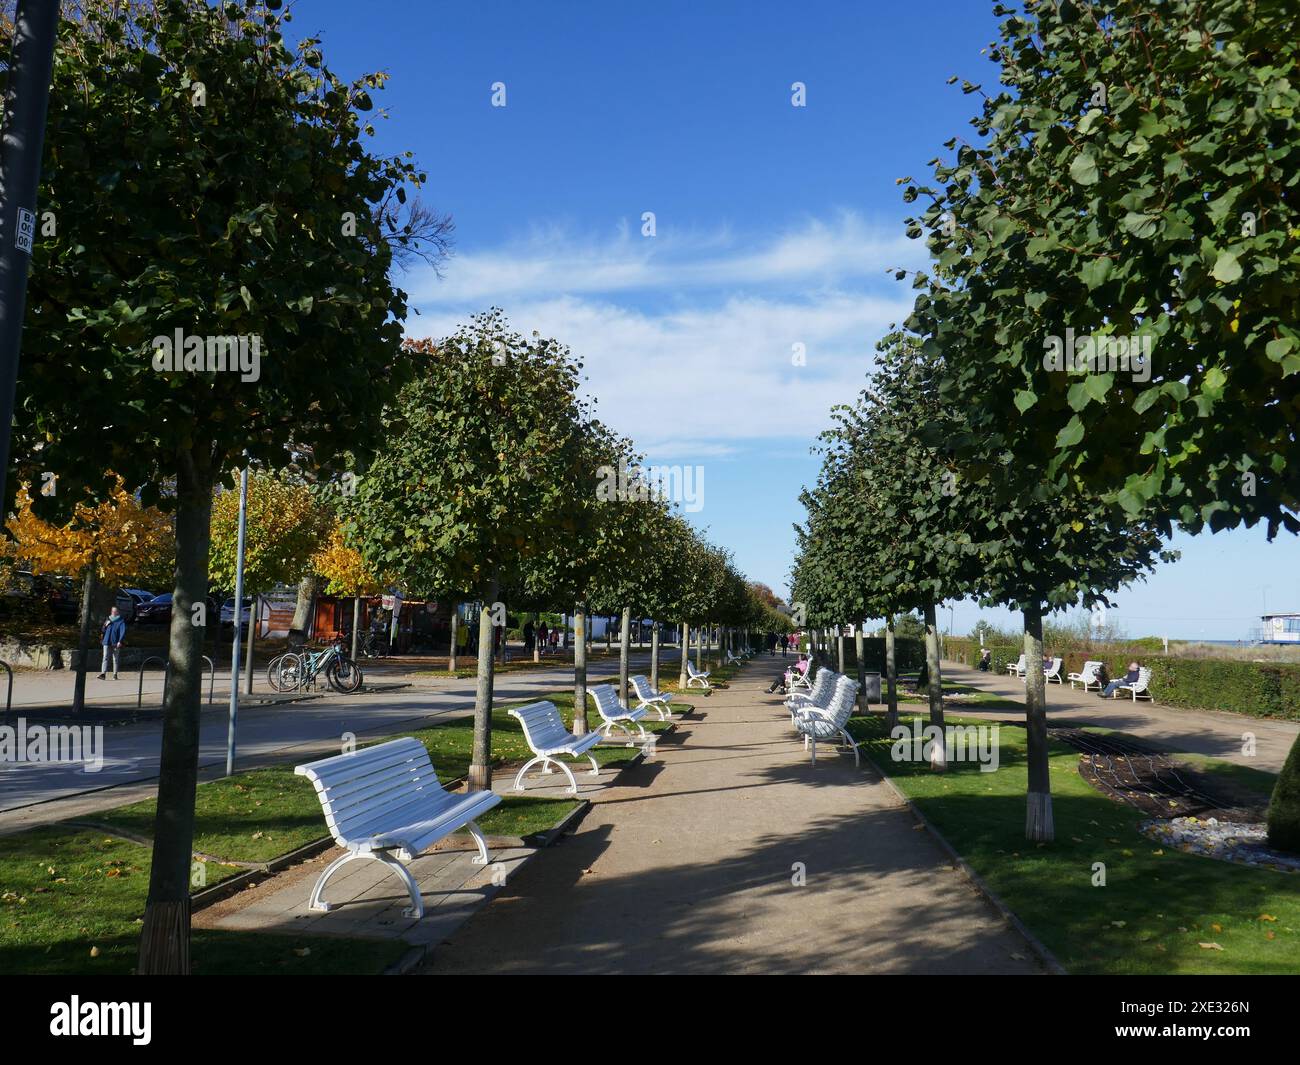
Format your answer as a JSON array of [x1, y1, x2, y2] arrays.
[[296, 1, 1298, 640]]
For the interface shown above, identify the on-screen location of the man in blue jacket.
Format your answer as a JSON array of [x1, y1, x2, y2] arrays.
[[98, 605, 127, 680]]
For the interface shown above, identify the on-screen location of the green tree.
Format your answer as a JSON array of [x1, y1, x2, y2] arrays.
[[11, 0, 428, 972], [347, 314, 591, 787]]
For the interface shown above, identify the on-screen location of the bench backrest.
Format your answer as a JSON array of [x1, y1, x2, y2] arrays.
[[295, 737, 452, 848], [1013, 653, 1027, 670], [1079, 659, 1101, 678], [686, 660, 707, 677], [1131, 666, 1152, 692], [1045, 657, 1063, 675], [588, 683, 626, 720], [509, 700, 571, 752], [826, 675, 861, 727], [630, 675, 659, 701], [806, 667, 838, 707]]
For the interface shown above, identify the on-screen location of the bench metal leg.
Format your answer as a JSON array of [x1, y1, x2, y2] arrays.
[[586, 754, 600, 776], [309, 849, 424, 921], [465, 820, 491, 865], [515, 755, 579, 794], [839, 728, 861, 767], [513, 755, 547, 792]]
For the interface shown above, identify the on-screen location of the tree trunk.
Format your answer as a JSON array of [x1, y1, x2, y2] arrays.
[[618, 606, 631, 704], [885, 618, 899, 730], [243, 593, 256, 695], [72, 563, 97, 713], [924, 602, 946, 770], [350, 592, 362, 664], [1023, 601, 1054, 841], [468, 577, 499, 791], [532, 611, 540, 664], [650, 620, 660, 692], [679, 621, 690, 687], [854, 622, 867, 713], [138, 445, 213, 975], [836, 624, 845, 673], [695, 625, 702, 671], [290, 573, 315, 632], [448, 605, 458, 672], [573, 602, 589, 735]]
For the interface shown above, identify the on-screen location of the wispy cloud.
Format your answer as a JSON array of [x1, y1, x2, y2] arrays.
[[405, 212, 921, 452]]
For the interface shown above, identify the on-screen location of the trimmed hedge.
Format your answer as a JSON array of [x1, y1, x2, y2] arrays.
[[800, 635, 926, 674], [945, 637, 1300, 721]]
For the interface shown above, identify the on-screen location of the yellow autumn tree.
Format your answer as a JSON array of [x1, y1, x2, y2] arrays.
[[5, 475, 174, 710], [312, 522, 389, 661]]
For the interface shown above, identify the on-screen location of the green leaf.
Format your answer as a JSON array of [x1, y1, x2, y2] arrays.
[[1013, 389, 1037, 413], [1265, 337, 1293, 362], [1055, 415, 1085, 449], [1081, 257, 1112, 289], [1069, 152, 1099, 186], [1211, 250, 1242, 283]]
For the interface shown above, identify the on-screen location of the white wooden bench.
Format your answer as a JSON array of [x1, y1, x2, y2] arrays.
[[1044, 656, 1064, 684], [794, 675, 862, 766], [588, 683, 649, 744], [630, 674, 674, 720], [684, 660, 712, 690], [1006, 653, 1027, 677], [294, 737, 500, 920], [725, 649, 744, 666], [1068, 659, 1103, 691], [508, 699, 602, 794]]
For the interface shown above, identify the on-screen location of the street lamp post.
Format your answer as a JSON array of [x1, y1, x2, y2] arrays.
[[225, 466, 249, 776]]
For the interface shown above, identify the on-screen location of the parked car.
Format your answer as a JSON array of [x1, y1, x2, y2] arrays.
[[221, 597, 253, 635], [115, 588, 153, 622], [133, 592, 172, 625], [1, 570, 80, 623]]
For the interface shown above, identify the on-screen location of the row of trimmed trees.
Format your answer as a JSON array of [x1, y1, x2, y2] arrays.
[[793, 0, 1300, 852], [7, 0, 789, 974]]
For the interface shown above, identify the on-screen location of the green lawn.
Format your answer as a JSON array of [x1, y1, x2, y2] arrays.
[[848, 713, 1300, 974]]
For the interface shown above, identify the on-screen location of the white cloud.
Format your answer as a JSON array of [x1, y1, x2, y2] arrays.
[[407, 211, 922, 306], [405, 213, 921, 451]]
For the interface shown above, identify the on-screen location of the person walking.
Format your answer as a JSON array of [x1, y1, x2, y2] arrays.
[[523, 618, 536, 653], [97, 605, 127, 680], [537, 621, 549, 655]]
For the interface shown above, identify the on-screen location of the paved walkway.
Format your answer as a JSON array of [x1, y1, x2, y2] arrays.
[[938, 662, 1299, 774], [421, 662, 1043, 975]]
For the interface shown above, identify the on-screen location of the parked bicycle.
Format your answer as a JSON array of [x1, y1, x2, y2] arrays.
[[359, 630, 391, 659], [267, 639, 363, 694]]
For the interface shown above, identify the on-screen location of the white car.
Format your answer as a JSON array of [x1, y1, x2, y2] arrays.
[[221, 597, 253, 630]]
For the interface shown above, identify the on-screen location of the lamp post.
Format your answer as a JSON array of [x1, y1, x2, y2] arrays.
[[0, 1, 60, 512], [225, 465, 249, 776]]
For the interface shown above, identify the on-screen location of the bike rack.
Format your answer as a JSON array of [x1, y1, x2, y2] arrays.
[[138, 654, 215, 707]]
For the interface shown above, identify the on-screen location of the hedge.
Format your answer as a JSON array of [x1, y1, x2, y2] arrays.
[[799, 635, 926, 674], [945, 637, 1300, 721]]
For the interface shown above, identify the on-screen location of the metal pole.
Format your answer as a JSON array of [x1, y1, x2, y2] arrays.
[[225, 465, 249, 776], [0, 1, 60, 510]]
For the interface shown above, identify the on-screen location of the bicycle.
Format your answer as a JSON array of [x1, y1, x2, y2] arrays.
[[359, 630, 390, 659], [268, 639, 363, 694]]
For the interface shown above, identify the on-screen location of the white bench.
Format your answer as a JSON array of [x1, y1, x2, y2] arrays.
[[725, 649, 745, 666], [1006, 653, 1027, 677], [1114, 666, 1153, 702], [1068, 660, 1103, 691], [785, 667, 838, 725], [794, 675, 862, 766], [508, 699, 602, 794], [1044, 657, 1063, 684], [786, 659, 813, 692], [295, 737, 500, 920], [630, 674, 674, 720], [588, 683, 649, 744], [684, 660, 712, 690]]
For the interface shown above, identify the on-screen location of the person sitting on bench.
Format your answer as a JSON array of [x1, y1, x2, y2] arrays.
[[1101, 661, 1140, 699]]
